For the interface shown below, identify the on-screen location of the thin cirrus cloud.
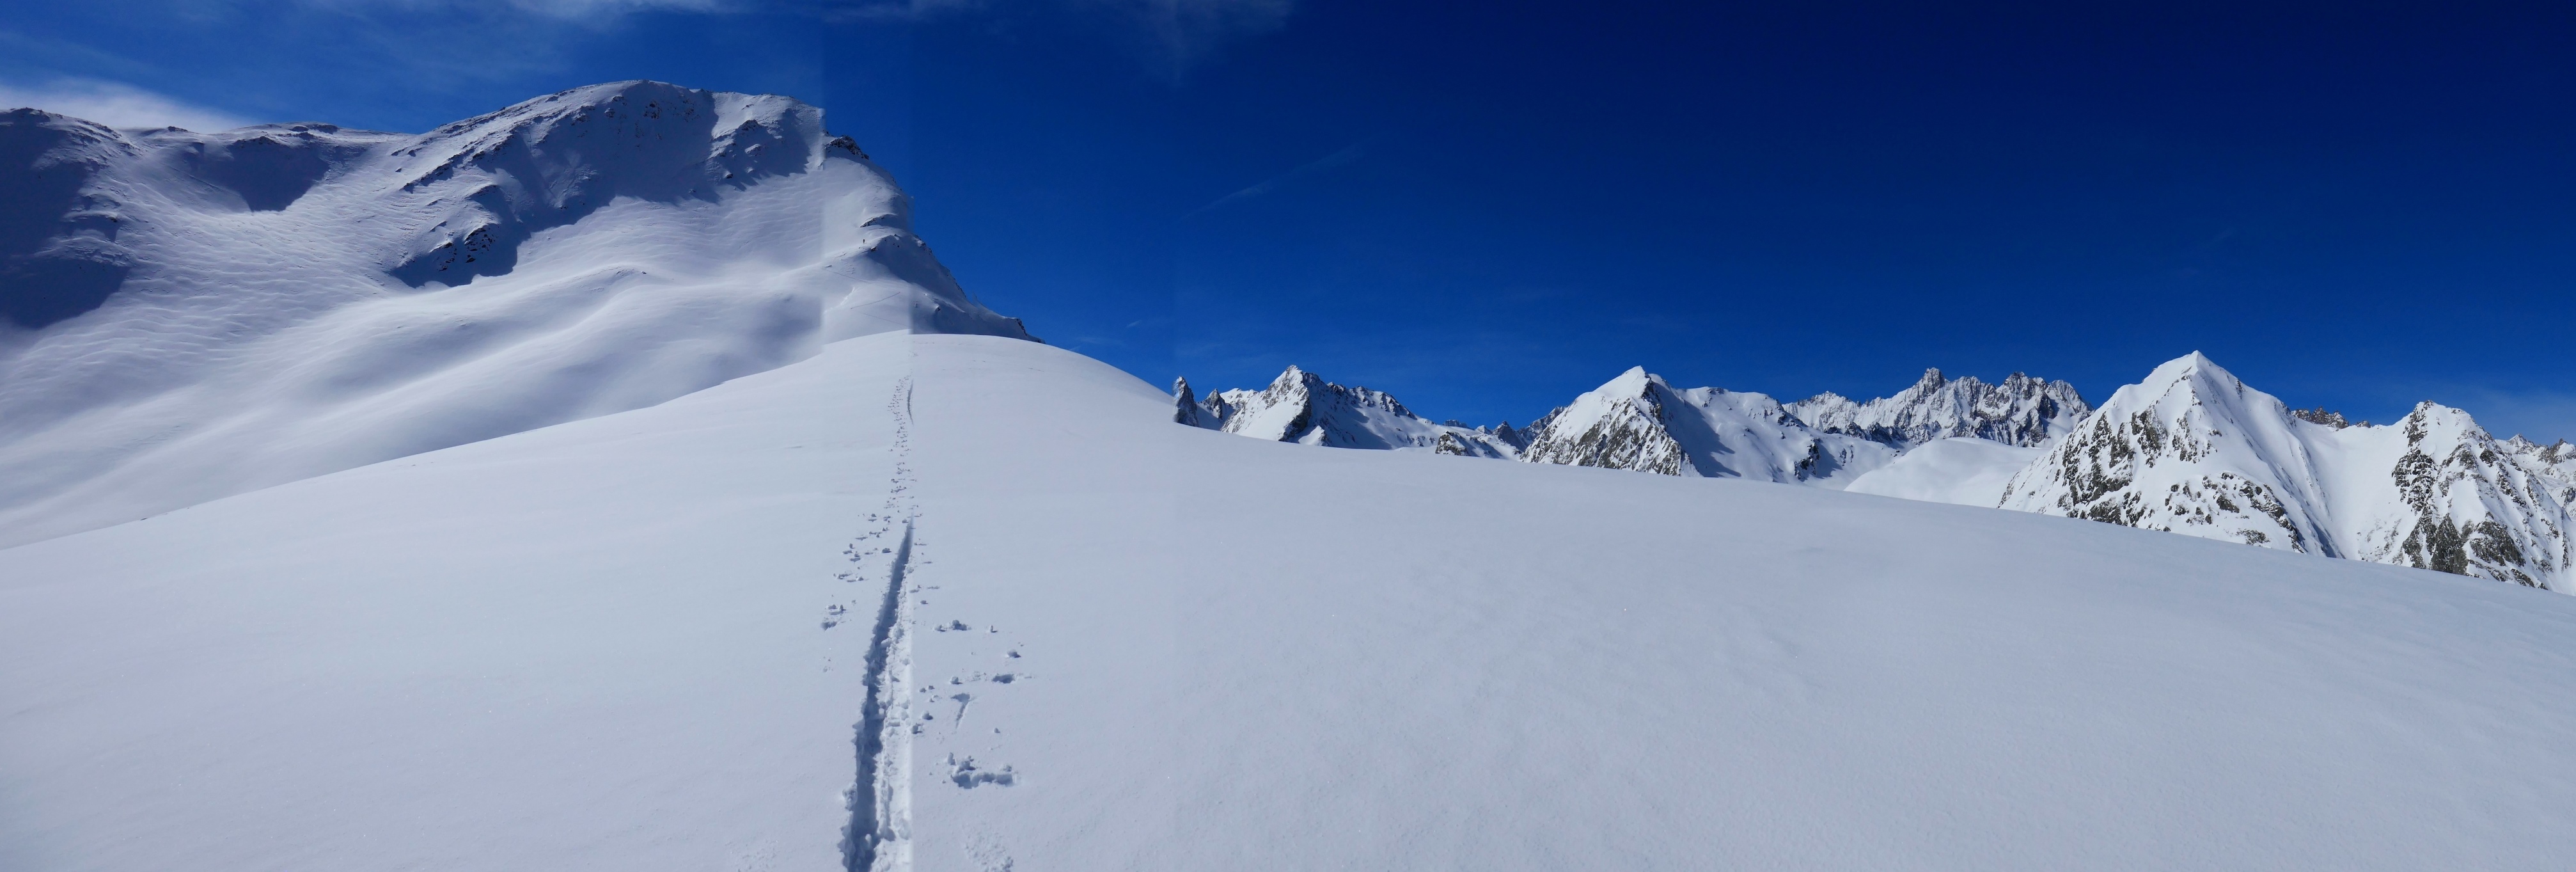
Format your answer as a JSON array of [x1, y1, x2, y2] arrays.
[[0, 77, 255, 131], [835, 0, 1294, 72], [1186, 140, 1366, 218]]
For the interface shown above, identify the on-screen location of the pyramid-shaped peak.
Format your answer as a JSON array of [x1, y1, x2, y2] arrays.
[[1596, 366, 1665, 397], [2139, 351, 2249, 393]]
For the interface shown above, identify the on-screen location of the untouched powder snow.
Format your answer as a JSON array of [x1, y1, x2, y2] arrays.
[[0, 81, 1028, 548], [1844, 435, 2043, 505], [10, 333, 2576, 869]]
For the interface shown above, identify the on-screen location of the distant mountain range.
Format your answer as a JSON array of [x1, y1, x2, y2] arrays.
[[1179, 356, 2575, 590]]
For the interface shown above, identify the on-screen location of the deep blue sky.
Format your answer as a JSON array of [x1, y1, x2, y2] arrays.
[[7, 1, 2574, 434]]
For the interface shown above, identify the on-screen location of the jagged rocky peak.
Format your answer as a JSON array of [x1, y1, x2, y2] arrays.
[[1519, 366, 1894, 486], [1174, 366, 1517, 457], [1519, 367, 1693, 476], [1787, 366, 2090, 449], [1995, 351, 2576, 590], [2357, 402, 2572, 587], [2290, 407, 2357, 429], [1172, 377, 1205, 426], [2000, 352, 2336, 553], [2504, 436, 2576, 487]]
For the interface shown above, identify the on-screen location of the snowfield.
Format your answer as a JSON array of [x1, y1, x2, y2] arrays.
[[10, 333, 2576, 870]]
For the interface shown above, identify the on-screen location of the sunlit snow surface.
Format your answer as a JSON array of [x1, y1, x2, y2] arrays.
[[9, 333, 2576, 870], [0, 82, 1025, 549], [1846, 436, 2045, 505]]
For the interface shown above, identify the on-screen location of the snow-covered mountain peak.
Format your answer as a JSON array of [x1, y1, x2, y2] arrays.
[[1596, 364, 1663, 395], [1520, 366, 1891, 485], [1995, 352, 2576, 589], [0, 81, 1030, 547], [1787, 365, 2088, 449], [1176, 365, 1513, 456], [2001, 352, 2334, 553]]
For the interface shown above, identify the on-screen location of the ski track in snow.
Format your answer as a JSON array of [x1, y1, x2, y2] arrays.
[[838, 368, 1029, 871], [844, 376, 920, 872]]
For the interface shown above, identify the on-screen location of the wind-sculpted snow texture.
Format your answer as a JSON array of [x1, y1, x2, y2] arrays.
[[1789, 367, 2090, 449], [0, 81, 1030, 548], [1518, 366, 1894, 487], [1998, 353, 2576, 589], [15, 333, 2576, 869], [1175, 366, 1519, 457]]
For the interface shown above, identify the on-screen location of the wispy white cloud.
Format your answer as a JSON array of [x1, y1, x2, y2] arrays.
[[0, 77, 254, 131], [1186, 140, 1365, 218]]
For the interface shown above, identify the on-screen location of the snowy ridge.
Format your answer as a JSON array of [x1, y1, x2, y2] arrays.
[[0, 81, 1031, 547], [1175, 355, 2576, 591], [1175, 367, 1518, 457], [1517, 366, 1893, 487], [1788, 368, 2089, 448], [1175, 363, 2089, 489], [1997, 353, 2576, 589]]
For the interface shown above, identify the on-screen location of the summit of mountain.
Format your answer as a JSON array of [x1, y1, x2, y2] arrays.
[[0, 81, 1030, 546]]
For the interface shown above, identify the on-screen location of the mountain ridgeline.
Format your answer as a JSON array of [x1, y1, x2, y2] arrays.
[[1177, 365, 2092, 485], [0, 81, 1033, 546], [1177, 356, 2576, 591]]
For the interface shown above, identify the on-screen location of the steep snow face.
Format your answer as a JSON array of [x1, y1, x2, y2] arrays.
[[0, 81, 1029, 547], [1789, 368, 2089, 449], [1520, 366, 1894, 487], [1999, 353, 2576, 589], [1178, 367, 1517, 457]]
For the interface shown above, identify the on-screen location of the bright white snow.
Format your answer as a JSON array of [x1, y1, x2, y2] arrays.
[[9, 81, 2576, 871], [0, 82, 1025, 548], [1844, 435, 2043, 505], [9, 333, 2576, 869], [2002, 353, 2576, 588]]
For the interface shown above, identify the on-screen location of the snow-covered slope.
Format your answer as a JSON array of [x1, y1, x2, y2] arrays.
[[0, 81, 1028, 548], [1999, 353, 2575, 589], [10, 333, 2576, 870], [1176, 366, 1518, 457], [1845, 436, 2044, 505], [1789, 368, 2089, 448], [1518, 365, 1894, 487]]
